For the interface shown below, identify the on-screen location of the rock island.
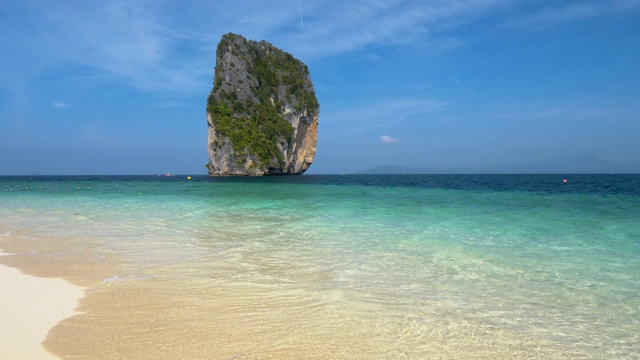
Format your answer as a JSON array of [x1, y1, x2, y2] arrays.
[[206, 33, 319, 175]]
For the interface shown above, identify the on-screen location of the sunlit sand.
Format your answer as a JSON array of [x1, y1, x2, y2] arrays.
[[0, 252, 84, 360]]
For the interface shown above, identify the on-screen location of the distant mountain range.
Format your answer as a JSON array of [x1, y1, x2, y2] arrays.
[[355, 154, 640, 174]]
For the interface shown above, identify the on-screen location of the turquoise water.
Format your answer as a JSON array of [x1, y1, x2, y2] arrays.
[[1, 174, 639, 357]]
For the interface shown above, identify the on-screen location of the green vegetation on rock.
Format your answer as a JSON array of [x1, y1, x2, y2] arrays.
[[207, 33, 318, 170], [207, 92, 293, 166]]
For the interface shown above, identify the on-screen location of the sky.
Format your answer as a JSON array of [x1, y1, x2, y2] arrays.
[[1, 0, 639, 175]]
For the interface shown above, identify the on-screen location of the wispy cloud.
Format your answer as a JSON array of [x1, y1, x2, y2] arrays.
[[66, 75, 119, 81], [380, 135, 402, 144], [15, 1, 215, 93], [4, 0, 639, 95], [80, 126, 125, 148], [502, 0, 640, 31], [51, 101, 70, 109], [495, 104, 634, 122], [327, 98, 449, 124]]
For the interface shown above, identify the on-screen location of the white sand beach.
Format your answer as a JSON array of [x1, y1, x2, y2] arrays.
[[0, 252, 85, 360]]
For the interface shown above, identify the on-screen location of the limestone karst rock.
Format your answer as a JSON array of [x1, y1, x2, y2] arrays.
[[206, 33, 319, 175]]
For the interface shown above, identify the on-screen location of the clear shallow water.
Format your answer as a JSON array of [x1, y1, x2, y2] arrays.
[[1, 174, 639, 358]]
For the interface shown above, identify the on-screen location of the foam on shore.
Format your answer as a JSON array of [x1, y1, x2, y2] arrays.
[[0, 252, 85, 360]]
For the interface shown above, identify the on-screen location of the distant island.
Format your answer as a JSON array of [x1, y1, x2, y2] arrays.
[[206, 33, 319, 176], [355, 154, 640, 174]]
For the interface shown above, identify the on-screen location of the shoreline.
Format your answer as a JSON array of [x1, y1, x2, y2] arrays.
[[0, 251, 85, 359], [1, 176, 637, 358]]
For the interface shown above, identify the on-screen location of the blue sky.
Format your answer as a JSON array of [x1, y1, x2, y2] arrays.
[[1, 0, 639, 175]]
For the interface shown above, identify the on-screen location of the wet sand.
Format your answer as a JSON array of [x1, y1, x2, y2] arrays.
[[0, 235, 588, 360]]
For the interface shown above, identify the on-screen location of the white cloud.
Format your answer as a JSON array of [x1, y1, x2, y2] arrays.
[[51, 101, 70, 109], [380, 135, 402, 144]]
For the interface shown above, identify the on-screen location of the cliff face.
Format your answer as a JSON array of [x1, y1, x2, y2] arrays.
[[206, 33, 319, 176]]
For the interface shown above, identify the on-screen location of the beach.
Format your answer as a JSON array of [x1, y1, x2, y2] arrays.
[[0, 252, 85, 360], [0, 174, 638, 358]]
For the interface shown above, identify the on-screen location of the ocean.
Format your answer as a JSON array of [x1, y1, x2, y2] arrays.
[[1, 174, 639, 358]]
